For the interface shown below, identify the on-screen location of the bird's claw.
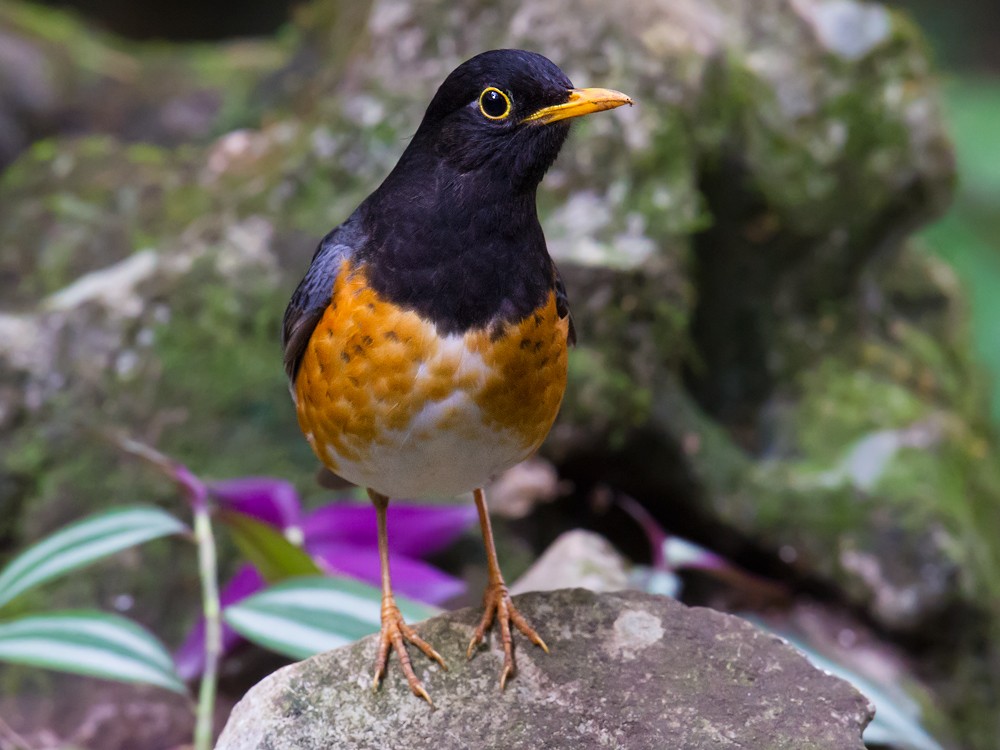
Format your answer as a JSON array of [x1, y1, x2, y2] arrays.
[[373, 598, 446, 705], [467, 582, 548, 689]]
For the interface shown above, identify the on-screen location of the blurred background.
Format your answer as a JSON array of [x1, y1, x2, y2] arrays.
[[0, 0, 998, 748]]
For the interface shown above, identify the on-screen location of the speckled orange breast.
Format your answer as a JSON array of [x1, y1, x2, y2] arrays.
[[293, 260, 569, 498]]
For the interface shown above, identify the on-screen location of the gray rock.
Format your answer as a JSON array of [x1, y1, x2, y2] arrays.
[[510, 530, 631, 594], [216, 589, 873, 749]]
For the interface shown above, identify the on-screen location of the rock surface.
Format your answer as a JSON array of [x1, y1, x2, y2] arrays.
[[216, 589, 873, 749]]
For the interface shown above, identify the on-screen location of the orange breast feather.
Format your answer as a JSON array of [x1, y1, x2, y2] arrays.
[[293, 260, 568, 496]]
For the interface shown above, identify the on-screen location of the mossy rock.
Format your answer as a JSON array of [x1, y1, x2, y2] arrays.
[[3, 0, 994, 743]]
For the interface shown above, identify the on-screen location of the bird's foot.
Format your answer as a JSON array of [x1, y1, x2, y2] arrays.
[[466, 582, 548, 689], [373, 597, 447, 705]]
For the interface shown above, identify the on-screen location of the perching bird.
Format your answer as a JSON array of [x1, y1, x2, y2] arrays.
[[282, 48, 631, 703]]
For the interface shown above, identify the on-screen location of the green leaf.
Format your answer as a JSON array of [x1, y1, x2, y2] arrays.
[[219, 511, 321, 582], [0, 506, 187, 610], [0, 610, 186, 694], [224, 576, 437, 660]]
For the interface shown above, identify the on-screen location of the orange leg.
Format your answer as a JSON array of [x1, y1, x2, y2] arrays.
[[369, 489, 447, 704], [466, 487, 549, 688]]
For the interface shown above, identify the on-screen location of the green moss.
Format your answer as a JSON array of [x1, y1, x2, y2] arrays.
[[714, 8, 952, 238], [0, 135, 200, 301], [279, 684, 311, 719], [565, 346, 653, 449], [753, 472, 865, 547], [795, 359, 929, 461], [2, 0, 123, 77], [152, 269, 310, 481]]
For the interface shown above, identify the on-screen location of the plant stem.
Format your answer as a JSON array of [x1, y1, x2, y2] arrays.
[[193, 499, 221, 750], [108, 437, 224, 747]]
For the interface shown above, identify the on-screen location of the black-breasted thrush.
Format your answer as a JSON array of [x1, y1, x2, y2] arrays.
[[282, 48, 631, 703]]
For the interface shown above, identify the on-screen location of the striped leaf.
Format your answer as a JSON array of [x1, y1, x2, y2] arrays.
[[0, 610, 185, 694], [0, 506, 187, 610], [224, 576, 437, 660]]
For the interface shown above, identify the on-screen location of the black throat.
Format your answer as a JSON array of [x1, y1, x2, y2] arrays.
[[359, 145, 555, 335]]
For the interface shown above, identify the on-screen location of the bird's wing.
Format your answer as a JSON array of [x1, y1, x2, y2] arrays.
[[281, 214, 364, 383], [553, 264, 576, 347]]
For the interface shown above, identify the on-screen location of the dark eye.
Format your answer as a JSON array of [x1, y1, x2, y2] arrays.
[[478, 87, 512, 120]]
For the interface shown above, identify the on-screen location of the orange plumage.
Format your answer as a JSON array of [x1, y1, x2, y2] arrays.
[[294, 260, 569, 499]]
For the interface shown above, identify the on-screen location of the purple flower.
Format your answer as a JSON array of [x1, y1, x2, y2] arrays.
[[618, 494, 787, 602], [208, 477, 302, 533], [302, 503, 477, 558], [618, 494, 739, 574], [174, 477, 475, 679]]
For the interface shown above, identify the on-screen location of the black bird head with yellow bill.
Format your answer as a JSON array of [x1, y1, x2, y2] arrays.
[[407, 48, 630, 191], [358, 49, 633, 337]]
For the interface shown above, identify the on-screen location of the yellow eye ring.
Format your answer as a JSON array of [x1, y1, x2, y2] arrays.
[[478, 87, 512, 120]]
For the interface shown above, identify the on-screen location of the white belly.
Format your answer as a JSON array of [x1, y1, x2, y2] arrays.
[[324, 358, 534, 498]]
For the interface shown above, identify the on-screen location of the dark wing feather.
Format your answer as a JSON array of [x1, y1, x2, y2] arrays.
[[281, 213, 366, 383], [553, 263, 576, 346]]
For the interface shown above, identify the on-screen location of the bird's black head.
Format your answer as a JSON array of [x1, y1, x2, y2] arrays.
[[359, 49, 630, 335], [401, 49, 631, 193]]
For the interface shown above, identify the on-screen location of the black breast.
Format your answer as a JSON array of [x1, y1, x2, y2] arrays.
[[359, 171, 555, 335]]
